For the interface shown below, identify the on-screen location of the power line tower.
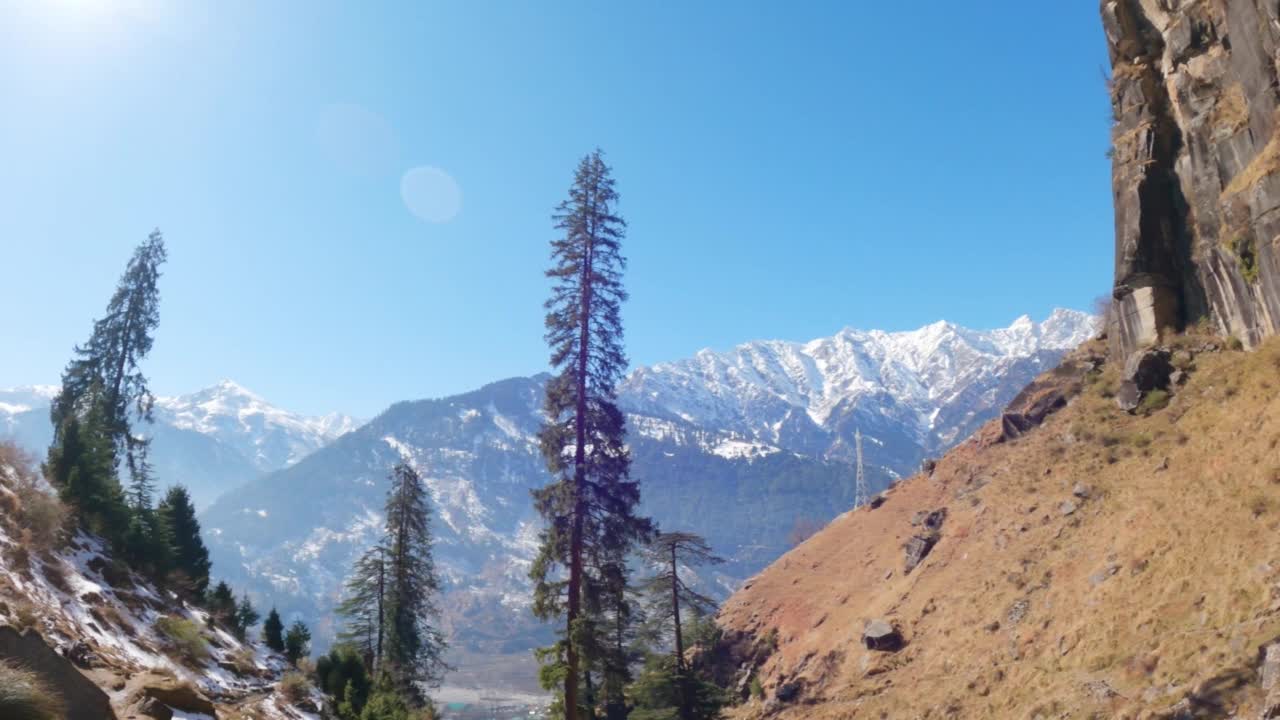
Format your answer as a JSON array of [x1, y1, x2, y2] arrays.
[[854, 428, 869, 508]]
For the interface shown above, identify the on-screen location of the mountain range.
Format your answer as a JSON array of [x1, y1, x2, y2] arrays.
[[2, 310, 1097, 690], [0, 381, 359, 509], [191, 308, 1096, 691]]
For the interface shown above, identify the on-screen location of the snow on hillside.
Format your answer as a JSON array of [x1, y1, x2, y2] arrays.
[[0, 462, 320, 718]]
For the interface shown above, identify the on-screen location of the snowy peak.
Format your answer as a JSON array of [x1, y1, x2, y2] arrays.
[[154, 381, 360, 471], [0, 385, 58, 416], [618, 309, 1100, 452]]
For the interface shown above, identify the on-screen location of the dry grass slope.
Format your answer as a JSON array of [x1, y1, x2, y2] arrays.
[[718, 337, 1280, 719]]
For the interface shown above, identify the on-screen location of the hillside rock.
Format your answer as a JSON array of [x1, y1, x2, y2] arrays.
[[127, 672, 218, 717], [1104, 0, 1280, 357], [0, 626, 116, 720]]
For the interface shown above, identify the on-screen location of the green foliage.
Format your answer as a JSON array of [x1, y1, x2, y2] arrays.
[[316, 644, 372, 719], [355, 677, 439, 720], [337, 544, 388, 670], [0, 660, 64, 720], [233, 592, 260, 641], [285, 620, 312, 666], [1137, 389, 1171, 415], [262, 607, 285, 652], [206, 581, 237, 626], [44, 399, 130, 548], [158, 485, 211, 596], [155, 615, 210, 664], [683, 613, 723, 653], [380, 463, 448, 696], [627, 654, 726, 720], [122, 505, 174, 578], [1230, 234, 1260, 283], [749, 676, 763, 700], [359, 688, 411, 720]]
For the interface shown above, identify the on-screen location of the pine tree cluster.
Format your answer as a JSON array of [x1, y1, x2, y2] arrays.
[[331, 462, 447, 717]]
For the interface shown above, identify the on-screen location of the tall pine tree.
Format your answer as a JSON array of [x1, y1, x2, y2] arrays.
[[531, 150, 653, 720], [47, 230, 167, 550], [380, 462, 448, 701]]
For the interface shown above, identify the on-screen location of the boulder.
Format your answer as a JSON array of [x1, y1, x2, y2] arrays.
[[862, 619, 903, 652], [774, 681, 802, 702], [903, 533, 938, 574], [130, 673, 218, 717], [63, 640, 98, 669], [1262, 642, 1280, 717], [134, 696, 173, 720], [0, 627, 117, 720], [1115, 381, 1142, 411], [999, 389, 1068, 442], [1123, 348, 1174, 393]]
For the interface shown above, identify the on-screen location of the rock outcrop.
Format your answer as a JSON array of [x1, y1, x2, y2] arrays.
[[0, 626, 117, 720], [1104, 0, 1280, 357]]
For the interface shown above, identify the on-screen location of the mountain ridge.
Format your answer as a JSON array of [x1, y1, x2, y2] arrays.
[[196, 309, 1097, 693]]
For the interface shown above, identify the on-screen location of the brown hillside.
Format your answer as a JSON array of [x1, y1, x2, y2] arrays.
[[715, 336, 1280, 719]]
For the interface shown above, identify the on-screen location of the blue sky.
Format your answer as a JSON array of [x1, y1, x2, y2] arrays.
[[0, 1, 1113, 417]]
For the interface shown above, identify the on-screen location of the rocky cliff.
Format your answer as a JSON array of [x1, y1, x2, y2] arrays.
[[1105, 0, 1280, 356]]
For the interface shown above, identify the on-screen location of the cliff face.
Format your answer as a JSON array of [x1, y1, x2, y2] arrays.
[[1105, 0, 1280, 357]]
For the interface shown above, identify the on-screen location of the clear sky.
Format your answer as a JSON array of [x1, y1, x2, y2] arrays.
[[0, 1, 1113, 418]]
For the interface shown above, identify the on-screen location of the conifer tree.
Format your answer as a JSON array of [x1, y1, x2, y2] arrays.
[[157, 485, 211, 596], [207, 581, 237, 626], [49, 231, 167, 514], [337, 544, 388, 672], [284, 620, 312, 666], [234, 592, 261, 642], [531, 149, 653, 720], [641, 532, 724, 720], [262, 607, 285, 652], [380, 462, 447, 700], [122, 504, 174, 577]]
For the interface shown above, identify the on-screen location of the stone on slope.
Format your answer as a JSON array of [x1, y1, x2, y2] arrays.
[[862, 619, 903, 652], [0, 627, 117, 720], [128, 672, 218, 718]]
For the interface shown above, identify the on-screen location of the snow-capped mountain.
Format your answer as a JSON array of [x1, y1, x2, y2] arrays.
[[201, 309, 1096, 691], [621, 308, 1099, 472], [0, 381, 357, 509], [201, 375, 848, 693], [153, 380, 360, 472]]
